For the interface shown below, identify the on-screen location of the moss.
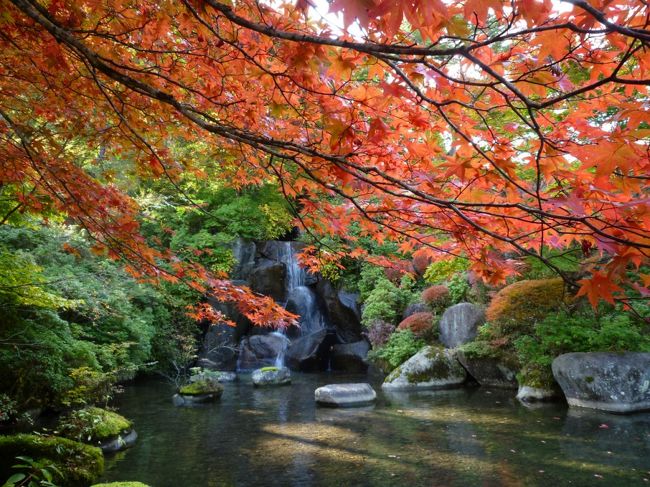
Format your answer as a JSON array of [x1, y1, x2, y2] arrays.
[[59, 407, 132, 444], [459, 340, 499, 359], [178, 379, 223, 396], [406, 357, 452, 383], [259, 366, 279, 372], [0, 434, 103, 486], [91, 483, 151, 487]]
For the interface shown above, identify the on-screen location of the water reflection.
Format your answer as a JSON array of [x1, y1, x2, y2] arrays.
[[100, 374, 650, 487]]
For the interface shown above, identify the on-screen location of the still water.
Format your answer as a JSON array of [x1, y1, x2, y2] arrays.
[[100, 373, 650, 487]]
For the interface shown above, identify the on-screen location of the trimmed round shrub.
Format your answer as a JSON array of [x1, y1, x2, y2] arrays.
[[486, 278, 568, 330], [0, 434, 104, 486], [421, 285, 450, 310], [397, 312, 435, 337]]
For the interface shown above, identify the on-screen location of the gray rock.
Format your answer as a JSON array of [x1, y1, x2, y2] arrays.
[[402, 301, 428, 320], [552, 352, 650, 413], [231, 238, 257, 280], [285, 329, 327, 370], [252, 367, 291, 387], [100, 429, 138, 453], [238, 333, 290, 370], [382, 346, 467, 391], [332, 340, 370, 372], [516, 385, 561, 403], [315, 281, 362, 343], [315, 383, 376, 407], [189, 369, 237, 383], [249, 259, 287, 302], [173, 393, 221, 406], [456, 350, 518, 389], [439, 303, 485, 348], [199, 324, 238, 371]]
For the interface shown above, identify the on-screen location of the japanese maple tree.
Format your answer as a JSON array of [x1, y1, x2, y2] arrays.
[[0, 0, 648, 318]]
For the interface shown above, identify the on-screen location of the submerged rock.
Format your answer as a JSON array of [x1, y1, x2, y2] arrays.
[[382, 346, 467, 391], [252, 366, 291, 387], [315, 383, 377, 407], [552, 352, 650, 413], [100, 429, 138, 454], [438, 303, 485, 348], [516, 385, 561, 404], [456, 349, 518, 389], [331, 340, 370, 372]]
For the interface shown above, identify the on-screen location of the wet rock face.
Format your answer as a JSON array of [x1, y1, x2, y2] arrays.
[[249, 259, 287, 302], [331, 340, 370, 373], [285, 329, 328, 370], [199, 324, 238, 371], [315, 280, 362, 343], [456, 350, 519, 389], [438, 303, 485, 349], [237, 334, 290, 370], [382, 346, 467, 391], [552, 352, 650, 413], [314, 383, 377, 407], [252, 367, 291, 387]]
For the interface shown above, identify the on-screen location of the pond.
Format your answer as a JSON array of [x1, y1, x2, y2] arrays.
[[100, 373, 650, 486]]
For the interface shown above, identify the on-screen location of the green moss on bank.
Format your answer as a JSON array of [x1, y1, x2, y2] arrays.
[[59, 407, 132, 444], [0, 434, 104, 486]]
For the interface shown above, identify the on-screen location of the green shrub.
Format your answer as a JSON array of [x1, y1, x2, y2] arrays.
[[423, 258, 470, 284], [448, 273, 470, 304], [0, 435, 103, 487], [522, 247, 582, 280], [368, 330, 425, 372], [58, 407, 132, 445], [515, 310, 650, 388]]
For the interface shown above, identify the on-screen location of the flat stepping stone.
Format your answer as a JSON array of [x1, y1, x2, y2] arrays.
[[315, 383, 376, 407]]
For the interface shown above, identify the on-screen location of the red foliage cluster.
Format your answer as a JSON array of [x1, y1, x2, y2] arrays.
[[397, 312, 434, 337], [421, 285, 450, 307], [412, 249, 434, 276]]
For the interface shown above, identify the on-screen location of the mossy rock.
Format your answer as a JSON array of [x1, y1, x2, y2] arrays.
[[59, 407, 132, 444], [259, 366, 279, 372], [178, 379, 224, 396], [382, 346, 467, 391], [0, 434, 104, 486], [91, 483, 151, 487]]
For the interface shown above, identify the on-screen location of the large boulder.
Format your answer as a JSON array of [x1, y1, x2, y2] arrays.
[[285, 329, 328, 370], [199, 324, 239, 371], [315, 383, 376, 407], [456, 349, 518, 389], [315, 281, 362, 343], [252, 366, 291, 387], [331, 340, 370, 372], [249, 259, 287, 302], [237, 333, 290, 370], [438, 303, 485, 348], [552, 352, 650, 413], [382, 346, 467, 391]]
